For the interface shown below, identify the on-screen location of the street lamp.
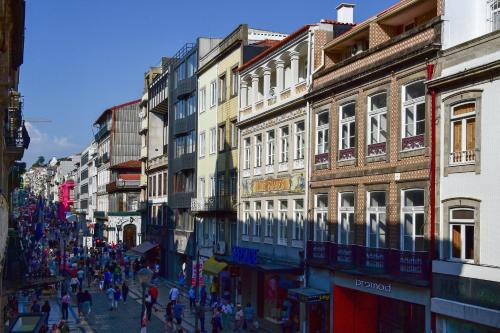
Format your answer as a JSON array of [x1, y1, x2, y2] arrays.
[[137, 267, 153, 328]]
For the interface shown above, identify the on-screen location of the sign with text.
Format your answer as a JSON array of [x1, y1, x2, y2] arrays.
[[231, 246, 258, 265], [355, 279, 392, 293]]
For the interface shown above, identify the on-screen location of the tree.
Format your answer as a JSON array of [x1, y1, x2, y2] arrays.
[[32, 156, 45, 167]]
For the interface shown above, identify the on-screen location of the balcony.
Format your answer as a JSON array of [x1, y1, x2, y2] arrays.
[[402, 134, 425, 151], [449, 150, 475, 165], [101, 152, 110, 163], [94, 123, 110, 141], [307, 241, 430, 285], [148, 155, 168, 170], [191, 195, 236, 212], [106, 179, 140, 193], [367, 142, 386, 157]]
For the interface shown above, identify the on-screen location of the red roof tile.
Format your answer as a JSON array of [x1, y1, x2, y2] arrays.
[[118, 173, 140, 181], [110, 160, 141, 170]]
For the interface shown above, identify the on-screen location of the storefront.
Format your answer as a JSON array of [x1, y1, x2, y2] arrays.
[[288, 288, 330, 333], [333, 272, 430, 333]]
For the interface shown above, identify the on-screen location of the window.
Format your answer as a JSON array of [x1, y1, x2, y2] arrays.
[[175, 99, 186, 120], [231, 67, 239, 96], [153, 175, 157, 197], [219, 74, 227, 102], [368, 93, 387, 155], [230, 120, 238, 148], [199, 88, 206, 113], [208, 175, 216, 198], [199, 132, 206, 157], [175, 136, 186, 158], [209, 127, 216, 154], [402, 81, 425, 146], [401, 189, 425, 251], [254, 134, 262, 167], [186, 131, 196, 154], [187, 52, 197, 77], [294, 121, 305, 160], [266, 130, 275, 165], [367, 191, 386, 248], [314, 194, 328, 241], [293, 199, 304, 241], [449, 208, 475, 261], [230, 172, 237, 199], [217, 174, 225, 197], [187, 94, 196, 116], [338, 192, 355, 244], [253, 201, 262, 238], [339, 102, 356, 156], [316, 111, 329, 156], [265, 200, 274, 238], [450, 102, 476, 165], [163, 172, 167, 196], [242, 202, 250, 235], [148, 176, 153, 197], [243, 138, 251, 170], [218, 125, 226, 152], [490, 0, 500, 31], [175, 62, 186, 86], [158, 174, 162, 197], [210, 80, 217, 107], [278, 200, 288, 245], [279, 126, 289, 163]]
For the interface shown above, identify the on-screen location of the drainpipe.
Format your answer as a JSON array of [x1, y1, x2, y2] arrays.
[[427, 62, 436, 333]]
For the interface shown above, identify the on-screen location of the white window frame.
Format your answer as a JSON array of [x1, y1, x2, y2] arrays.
[[265, 200, 274, 238], [198, 177, 205, 198], [294, 121, 305, 160], [266, 130, 275, 166], [209, 175, 216, 197], [210, 80, 217, 107], [339, 102, 356, 150], [254, 134, 262, 168], [278, 200, 288, 245], [209, 127, 216, 155], [313, 194, 328, 242], [449, 208, 475, 263], [199, 132, 206, 158], [242, 202, 250, 235], [401, 189, 425, 252], [367, 93, 388, 146], [279, 126, 289, 163], [402, 81, 425, 139], [316, 111, 329, 155], [366, 191, 387, 248], [450, 102, 476, 165], [293, 199, 304, 241], [338, 192, 355, 245], [199, 87, 206, 113], [253, 201, 261, 238], [490, 0, 500, 31], [243, 138, 251, 170]]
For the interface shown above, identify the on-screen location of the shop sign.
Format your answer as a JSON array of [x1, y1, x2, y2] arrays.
[[289, 293, 330, 303], [253, 178, 290, 193], [231, 246, 258, 265], [355, 279, 392, 293], [241, 174, 305, 196]]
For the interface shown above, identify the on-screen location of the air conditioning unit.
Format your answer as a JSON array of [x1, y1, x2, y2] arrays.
[[214, 241, 226, 254]]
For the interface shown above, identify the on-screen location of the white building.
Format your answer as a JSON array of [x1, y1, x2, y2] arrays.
[[429, 1, 500, 331]]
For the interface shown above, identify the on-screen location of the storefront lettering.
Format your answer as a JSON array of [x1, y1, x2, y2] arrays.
[[231, 246, 258, 265], [253, 178, 290, 193], [355, 279, 392, 293]]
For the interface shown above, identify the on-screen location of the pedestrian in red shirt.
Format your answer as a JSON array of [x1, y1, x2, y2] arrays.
[[150, 286, 158, 308]]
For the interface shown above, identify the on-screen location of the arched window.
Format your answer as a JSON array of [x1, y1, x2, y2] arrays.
[[450, 102, 476, 165], [449, 208, 475, 262]]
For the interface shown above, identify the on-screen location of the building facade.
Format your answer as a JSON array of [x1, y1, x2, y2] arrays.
[[429, 1, 500, 331], [306, 1, 442, 332]]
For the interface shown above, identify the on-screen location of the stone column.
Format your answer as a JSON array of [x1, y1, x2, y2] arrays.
[[240, 81, 248, 107], [290, 51, 300, 87], [276, 60, 285, 93], [263, 67, 271, 100], [251, 74, 260, 105]]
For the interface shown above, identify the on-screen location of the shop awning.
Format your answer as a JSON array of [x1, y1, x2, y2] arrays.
[[127, 241, 158, 255], [203, 257, 228, 275], [288, 287, 330, 303]]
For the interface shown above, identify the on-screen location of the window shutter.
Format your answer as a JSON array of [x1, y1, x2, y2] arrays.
[[453, 121, 462, 152], [466, 118, 475, 151]]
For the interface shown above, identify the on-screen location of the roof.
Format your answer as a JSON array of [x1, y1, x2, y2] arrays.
[[237, 25, 315, 73], [127, 241, 158, 255], [255, 39, 282, 47], [110, 160, 141, 170], [94, 99, 141, 125]]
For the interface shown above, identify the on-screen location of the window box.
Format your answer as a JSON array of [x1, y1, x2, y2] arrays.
[[315, 153, 329, 165], [293, 159, 304, 170], [401, 134, 424, 151], [367, 142, 386, 156], [339, 148, 356, 161]]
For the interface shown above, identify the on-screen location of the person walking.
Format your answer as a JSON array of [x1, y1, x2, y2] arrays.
[[106, 286, 115, 311], [121, 282, 129, 304], [30, 300, 41, 313], [104, 269, 111, 290], [70, 276, 79, 293], [169, 285, 179, 305], [76, 288, 85, 317], [77, 267, 84, 288], [58, 320, 69, 333], [113, 285, 121, 311], [211, 306, 223, 333], [165, 302, 174, 332], [41, 300, 51, 325], [234, 304, 244, 332], [188, 286, 196, 312], [243, 303, 254, 331], [150, 285, 158, 308], [195, 303, 206, 333], [83, 290, 92, 316], [200, 285, 207, 306], [50, 324, 60, 333], [173, 299, 184, 331], [60, 292, 70, 320]]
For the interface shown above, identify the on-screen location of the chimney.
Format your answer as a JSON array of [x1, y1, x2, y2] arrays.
[[336, 3, 355, 24]]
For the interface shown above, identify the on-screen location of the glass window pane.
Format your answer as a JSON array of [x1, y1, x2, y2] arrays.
[[342, 103, 355, 118], [465, 225, 474, 259], [451, 209, 474, 220], [404, 190, 424, 207], [370, 192, 386, 207], [453, 103, 475, 117], [341, 193, 354, 207], [370, 93, 387, 110], [415, 213, 424, 236], [405, 81, 425, 100], [405, 107, 415, 136], [318, 112, 328, 126]]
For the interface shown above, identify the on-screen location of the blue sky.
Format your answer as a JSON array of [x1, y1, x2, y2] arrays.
[[20, 0, 396, 165]]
